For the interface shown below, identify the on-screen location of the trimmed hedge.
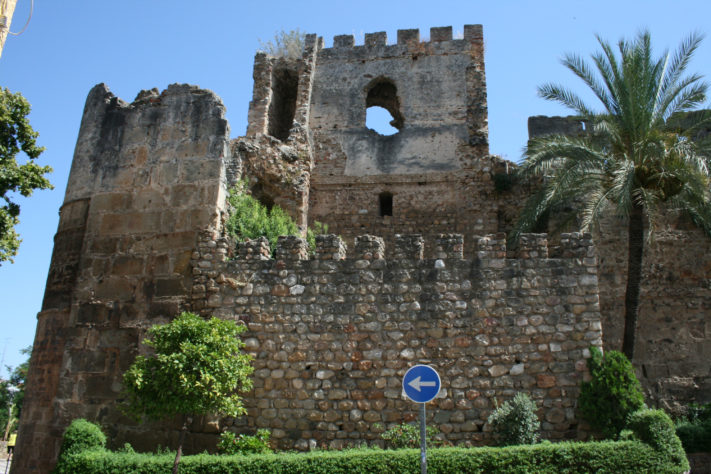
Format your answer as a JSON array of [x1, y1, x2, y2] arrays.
[[55, 414, 690, 474], [57, 419, 106, 457], [55, 441, 687, 474], [626, 409, 688, 470]]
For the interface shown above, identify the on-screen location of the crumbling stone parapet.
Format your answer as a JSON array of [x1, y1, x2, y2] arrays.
[[394, 234, 424, 260], [275, 235, 309, 261], [314, 234, 347, 260], [434, 233, 464, 259], [355, 235, 385, 260]]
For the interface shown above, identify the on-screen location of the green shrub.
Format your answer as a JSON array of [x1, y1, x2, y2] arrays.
[[578, 346, 644, 438], [306, 221, 329, 253], [626, 408, 689, 471], [686, 402, 711, 422], [675, 403, 711, 453], [225, 181, 300, 253], [217, 429, 272, 455], [57, 419, 106, 458], [379, 422, 441, 449], [226, 181, 331, 255], [487, 392, 540, 446], [676, 419, 711, 453], [53, 441, 689, 474], [117, 443, 135, 454], [258, 29, 306, 59]]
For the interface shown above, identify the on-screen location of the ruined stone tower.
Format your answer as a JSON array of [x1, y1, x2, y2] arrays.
[[13, 24, 710, 474]]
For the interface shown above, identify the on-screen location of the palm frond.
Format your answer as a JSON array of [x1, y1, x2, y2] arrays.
[[537, 84, 596, 117], [579, 185, 613, 231], [657, 31, 705, 108], [664, 80, 708, 117], [562, 53, 614, 114]]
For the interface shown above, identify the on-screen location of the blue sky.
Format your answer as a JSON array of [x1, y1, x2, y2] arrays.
[[1, 0, 710, 375]]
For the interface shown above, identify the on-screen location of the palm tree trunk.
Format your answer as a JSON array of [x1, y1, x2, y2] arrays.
[[172, 416, 191, 474], [622, 202, 644, 360]]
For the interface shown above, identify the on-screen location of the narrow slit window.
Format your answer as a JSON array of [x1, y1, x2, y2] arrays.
[[268, 66, 299, 141], [379, 192, 393, 217]]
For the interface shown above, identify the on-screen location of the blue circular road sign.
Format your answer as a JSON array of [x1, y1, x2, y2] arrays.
[[402, 364, 441, 403]]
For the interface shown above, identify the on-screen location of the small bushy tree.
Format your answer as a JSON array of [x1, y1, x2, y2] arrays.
[[226, 180, 331, 254], [1, 345, 31, 438], [225, 181, 300, 252], [487, 392, 540, 446], [578, 346, 644, 438], [57, 419, 107, 457], [123, 312, 253, 474], [259, 29, 306, 59]]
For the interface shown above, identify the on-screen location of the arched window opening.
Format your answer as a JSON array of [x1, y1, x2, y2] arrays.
[[268, 66, 299, 142], [379, 192, 393, 217], [365, 78, 403, 136], [366, 106, 399, 136]]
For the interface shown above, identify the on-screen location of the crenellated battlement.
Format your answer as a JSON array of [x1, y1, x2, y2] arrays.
[[189, 227, 602, 449], [318, 25, 483, 62], [234, 232, 594, 263], [326, 24, 482, 51]]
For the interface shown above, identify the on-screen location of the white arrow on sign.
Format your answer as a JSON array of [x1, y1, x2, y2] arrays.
[[408, 375, 437, 392]]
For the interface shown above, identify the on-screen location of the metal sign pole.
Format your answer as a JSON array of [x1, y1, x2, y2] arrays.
[[402, 365, 440, 474], [420, 402, 427, 474]]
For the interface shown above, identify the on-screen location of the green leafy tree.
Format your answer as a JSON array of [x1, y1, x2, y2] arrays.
[[1, 345, 31, 438], [0, 379, 11, 439], [0, 88, 52, 263], [7, 345, 30, 417], [123, 312, 253, 474], [579, 346, 644, 438], [514, 31, 711, 359]]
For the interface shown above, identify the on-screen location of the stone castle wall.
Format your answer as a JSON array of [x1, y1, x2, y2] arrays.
[[15, 24, 711, 473], [306, 25, 495, 253], [528, 115, 711, 411], [14, 83, 232, 473], [189, 232, 601, 449]]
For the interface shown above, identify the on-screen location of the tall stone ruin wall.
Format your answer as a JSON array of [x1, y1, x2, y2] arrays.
[[190, 231, 601, 449], [14, 83, 232, 473], [306, 25, 494, 253]]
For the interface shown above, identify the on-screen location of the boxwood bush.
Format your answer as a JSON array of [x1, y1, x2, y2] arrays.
[[55, 417, 690, 474], [578, 346, 644, 438], [487, 392, 540, 446], [57, 418, 107, 457], [625, 409, 689, 470], [54, 442, 688, 474]]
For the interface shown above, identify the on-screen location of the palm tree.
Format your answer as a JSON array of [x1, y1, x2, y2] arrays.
[[514, 31, 711, 359]]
